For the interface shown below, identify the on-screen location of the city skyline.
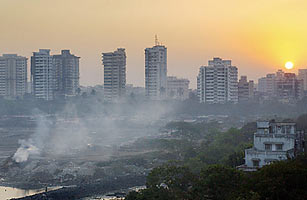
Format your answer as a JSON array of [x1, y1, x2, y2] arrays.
[[1, 0, 307, 88]]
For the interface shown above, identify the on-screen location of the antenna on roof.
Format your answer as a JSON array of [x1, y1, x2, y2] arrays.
[[155, 35, 160, 46]]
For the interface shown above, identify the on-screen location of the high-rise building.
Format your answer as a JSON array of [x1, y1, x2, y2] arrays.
[[0, 54, 27, 99], [145, 45, 167, 100], [238, 76, 254, 102], [31, 49, 55, 100], [53, 50, 80, 97], [166, 76, 190, 100], [102, 48, 126, 102], [298, 69, 307, 91], [197, 57, 238, 104]]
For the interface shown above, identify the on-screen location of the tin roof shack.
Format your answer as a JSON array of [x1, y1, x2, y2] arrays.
[[238, 121, 305, 171]]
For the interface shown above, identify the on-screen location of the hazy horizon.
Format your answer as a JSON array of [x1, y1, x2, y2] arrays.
[[1, 0, 307, 88]]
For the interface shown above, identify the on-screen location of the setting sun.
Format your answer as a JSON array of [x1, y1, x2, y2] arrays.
[[285, 61, 294, 70]]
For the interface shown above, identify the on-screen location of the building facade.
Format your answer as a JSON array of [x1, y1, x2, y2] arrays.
[[145, 45, 167, 100], [238, 76, 254, 102], [298, 69, 307, 92], [166, 76, 190, 100], [197, 57, 238, 104], [31, 49, 55, 100], [0, 54, 28, 99], [53, 50, 80, 97], [257, 70, 303, 102], [241, 121, 305, 171], [102, 48, 126, 102], [257, 77, 267, 93], [275, 72, 304, 103]]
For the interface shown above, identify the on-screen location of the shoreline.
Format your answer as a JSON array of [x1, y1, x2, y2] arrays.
[[5, 175, 145, 200]]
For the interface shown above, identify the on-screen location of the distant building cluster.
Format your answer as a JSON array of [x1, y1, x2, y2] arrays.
[[196, 58, 307, 104], [257, 69, 304, 103], [1, 39, 307, 103], [31, 49, 80, 100], [102, 42, 189, 102]]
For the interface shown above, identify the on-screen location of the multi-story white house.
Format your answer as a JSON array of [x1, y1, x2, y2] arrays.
[[240, 121, 305, 171], [0, 54, 28, 99], [197, 57, 238, 104], [102, 48, 126, 102], [145, 45, 167, 100], [31, 49, 55, 100]]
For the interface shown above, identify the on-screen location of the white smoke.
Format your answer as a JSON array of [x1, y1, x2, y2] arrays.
[[12, 114, 51, 163], [12, 101, 173, 163], [13, 139, 40, 163]]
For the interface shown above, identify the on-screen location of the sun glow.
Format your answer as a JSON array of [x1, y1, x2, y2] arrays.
[[285, 61, 294, 70]]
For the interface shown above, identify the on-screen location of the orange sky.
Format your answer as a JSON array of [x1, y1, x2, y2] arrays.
[[1, 0, 307, 88]]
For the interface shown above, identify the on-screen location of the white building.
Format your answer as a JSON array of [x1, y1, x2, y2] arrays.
[[241, 121, 305, 171], [102, 48, 126, 102], [0, 54, 28, 99], [197, 57, 238, 104], [298, 69, 307, 91], [166, 76, 190, 100], [145, 45, 167, 100], [31, 49, 55, 100]]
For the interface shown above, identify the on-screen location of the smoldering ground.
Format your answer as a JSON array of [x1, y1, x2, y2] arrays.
[[12, 101, 174, 163]]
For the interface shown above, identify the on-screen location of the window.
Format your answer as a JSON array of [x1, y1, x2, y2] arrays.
[[276, 144, 283, 151], [252, 160, 260, 167], [265, 144, 272, 151]]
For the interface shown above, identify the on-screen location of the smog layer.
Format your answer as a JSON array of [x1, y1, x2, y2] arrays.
[[0, 101, 176, 189], [1, 98, 307, 197]]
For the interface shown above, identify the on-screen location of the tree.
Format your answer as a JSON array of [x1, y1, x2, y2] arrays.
[[193, 165, 244, 200]]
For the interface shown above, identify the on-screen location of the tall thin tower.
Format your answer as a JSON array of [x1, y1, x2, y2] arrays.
[[102, 48, 126, 102], [145, 36, 167, 100]]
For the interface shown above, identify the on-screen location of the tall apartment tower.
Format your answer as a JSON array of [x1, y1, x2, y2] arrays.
[[102, 48, 126, 102], [31, 49, 55, 100], [0, 54, 27, 99], [53, 50, 80, 97], [197, 57, 238, 104], [298, 69, 307, 91], [145, 45, 167, 100]]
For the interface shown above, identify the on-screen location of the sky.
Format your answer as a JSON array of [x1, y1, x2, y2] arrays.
[[1, 0, 307, 88]]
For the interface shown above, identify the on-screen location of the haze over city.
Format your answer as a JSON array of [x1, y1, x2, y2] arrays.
[[1, 1, 307, 200], [1, 0, 307, 88]]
